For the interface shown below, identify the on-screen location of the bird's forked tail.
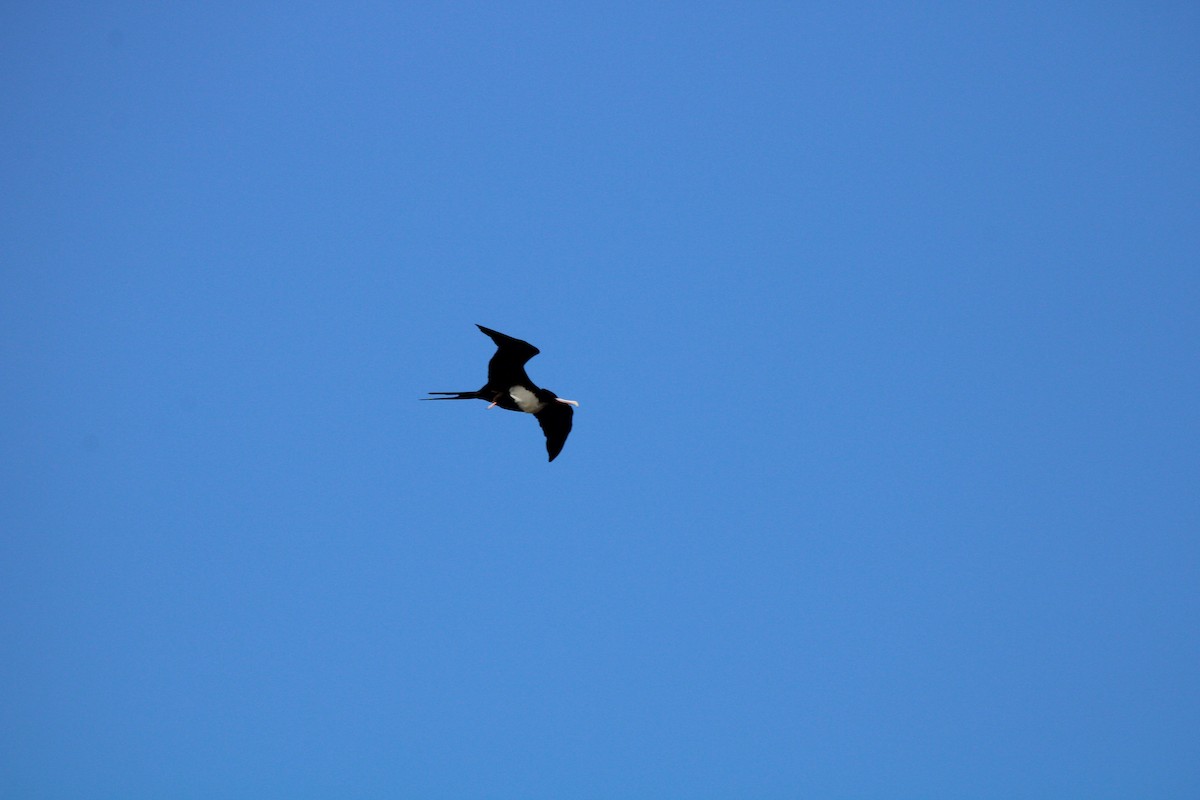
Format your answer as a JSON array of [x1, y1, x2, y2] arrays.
[[422, 391, 483, 401]]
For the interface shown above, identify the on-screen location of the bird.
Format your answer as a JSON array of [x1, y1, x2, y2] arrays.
[[424, 324, 579, 461]]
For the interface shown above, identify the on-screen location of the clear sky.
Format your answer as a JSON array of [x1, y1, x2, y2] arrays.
[[3, 3, 1198, 798]]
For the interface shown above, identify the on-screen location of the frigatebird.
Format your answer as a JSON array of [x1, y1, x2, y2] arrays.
[[424, 325, 579, 461]]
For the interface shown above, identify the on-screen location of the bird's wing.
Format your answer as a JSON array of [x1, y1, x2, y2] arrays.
[[477, 324, 540, 387], [534, 402, 574, 462]]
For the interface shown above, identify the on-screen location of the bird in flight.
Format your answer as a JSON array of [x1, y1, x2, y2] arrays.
[[424, 324, 579, 462]]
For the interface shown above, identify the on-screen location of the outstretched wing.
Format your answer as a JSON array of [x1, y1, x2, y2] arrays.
[[534, 402, 574, 462], [477, 324, 540, 388]]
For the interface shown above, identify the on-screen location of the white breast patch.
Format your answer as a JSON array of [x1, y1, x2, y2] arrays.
[[508, 385, 544, 413]]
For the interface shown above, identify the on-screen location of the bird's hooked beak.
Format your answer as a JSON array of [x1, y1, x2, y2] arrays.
[[557, 397, 579, 407]]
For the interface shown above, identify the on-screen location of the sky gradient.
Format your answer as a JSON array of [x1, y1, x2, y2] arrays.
[[3, 3, 1199, 798]]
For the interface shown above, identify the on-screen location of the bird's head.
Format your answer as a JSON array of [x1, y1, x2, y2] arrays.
[[537, 388, 579, 407]]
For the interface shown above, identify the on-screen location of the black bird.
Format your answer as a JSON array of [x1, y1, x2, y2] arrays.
[[424, 324, 579, 461]]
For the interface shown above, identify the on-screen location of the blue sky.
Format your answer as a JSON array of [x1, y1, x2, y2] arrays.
[[3, 3, 1198, 797]]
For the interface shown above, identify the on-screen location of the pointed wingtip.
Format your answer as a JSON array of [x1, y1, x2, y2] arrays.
[[476, 323, 504, 341]]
